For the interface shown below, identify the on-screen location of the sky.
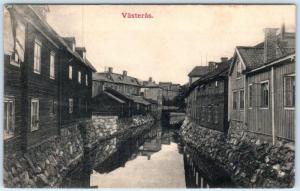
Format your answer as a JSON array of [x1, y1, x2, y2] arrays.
[[47, 5, 295, 85]]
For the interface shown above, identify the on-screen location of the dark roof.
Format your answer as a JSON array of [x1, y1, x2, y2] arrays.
[[93, 91, 125, 104], [186, 61, 230, 96], [105, 88, 150, 105], [188, 66, 211, 77], [62, 37, 76, 44], [237, 46, 265, 70], [75, 47, 86, 52], [93, 72, 140, 86]]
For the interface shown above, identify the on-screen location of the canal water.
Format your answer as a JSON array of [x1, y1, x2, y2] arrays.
[[61, 121, 234, 188]]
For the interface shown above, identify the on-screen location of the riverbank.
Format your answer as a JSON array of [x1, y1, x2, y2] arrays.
[[180, 117, 295, 188], [3, 115, 154, 188]]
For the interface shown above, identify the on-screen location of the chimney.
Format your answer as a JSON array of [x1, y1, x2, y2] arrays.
[[123, 70, 127, 76], [149, 77, 152, 82], [221, 57, 228, 62], [263, 28, 278, 63], [108, 67, 113, 74]]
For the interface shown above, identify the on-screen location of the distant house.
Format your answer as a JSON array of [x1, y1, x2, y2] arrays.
[[188, 66, 211, 85], [186, 59, 230, 132], [141, 77, 163, 119], [92, 67, 141, 97], [228, 25, 295, 142], [159, 82, 181, 105], [3, 5, 96, 152]]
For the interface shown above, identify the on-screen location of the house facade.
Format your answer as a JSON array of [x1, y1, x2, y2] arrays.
[[186, 59, 230, 132], [92, 67, 141, 97], [3, 5, 96, 152], [228, 25, 295, 142]]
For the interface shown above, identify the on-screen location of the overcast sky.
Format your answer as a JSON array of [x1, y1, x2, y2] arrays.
[[47, 5, 295, 85]]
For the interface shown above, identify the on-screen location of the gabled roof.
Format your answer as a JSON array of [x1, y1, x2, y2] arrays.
[[186, 61, 230, 96], [105, 88, 150, 105], [93, 91, 125, 104], [130, 95, 151, 105], [237, 46, 264, 70], [93, 72, 141, 86], [188, 66, 211, 77]]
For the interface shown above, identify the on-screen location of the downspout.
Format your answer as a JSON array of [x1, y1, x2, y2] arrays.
[[271, 66, 275, 145]]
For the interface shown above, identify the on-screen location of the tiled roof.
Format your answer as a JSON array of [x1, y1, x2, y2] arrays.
[[93, 72, 141, 86], [237, 46, 265, 69], [188, 66, 211, 77], [105, 88, 150, 105]]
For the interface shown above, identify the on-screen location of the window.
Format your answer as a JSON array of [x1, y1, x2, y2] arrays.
[[233, 91, 238, 110], [85, 74, 88, 86], [69, 98, 73, 114], [4, 98, 15, 139], [248, 84, 253, 108], [31, 98, 39, 131], [51, 99, 57, 114], [284, 74, 295, 108], [72, 43, 75, 52], [50, 52, 55, 79], [260, 81, 269, 108], [69, 65, 73, 79], [33, 39, 42, 74], [240, 89, 244, 110], [215, 81, 218, 87], [78, 71, 81, 84]]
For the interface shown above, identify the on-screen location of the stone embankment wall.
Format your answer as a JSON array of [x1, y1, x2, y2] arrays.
[[180, 117, 295, 188], [4, 115, 154, 188]]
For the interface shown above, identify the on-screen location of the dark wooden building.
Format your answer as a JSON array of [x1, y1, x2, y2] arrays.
[[3, 5, 96, 152], [186, 59, 230, 132]]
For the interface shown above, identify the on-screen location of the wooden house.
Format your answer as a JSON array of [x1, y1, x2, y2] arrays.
[[92, 67, 141, 97], [228, 25, 295, 142], [3, 5, 96, 152], [186, 59, 230, 132]]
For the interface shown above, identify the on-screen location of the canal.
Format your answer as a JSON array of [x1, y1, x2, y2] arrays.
[[61, 121, 234, 188]]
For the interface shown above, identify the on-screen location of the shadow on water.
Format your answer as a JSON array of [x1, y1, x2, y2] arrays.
[[61, 121, 234, 188]]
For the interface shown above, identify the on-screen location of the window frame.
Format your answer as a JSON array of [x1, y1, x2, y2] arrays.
[[49, 51, 55, 79], [69, 65, 73, 80], [85, 74, 88, 86], [30, 98, 39, 131], [260, 80, 270, 109], [248, 84, 253, 109], [4, 97, 15, 139], [284, 73, 295, 110], [78, 71, 81, 84], [232, 90, 238, 110], [236, 61, 242, 80], [69, 98, 73, 114], [239, 89, 245, 111], [33, 39, 42, 74]]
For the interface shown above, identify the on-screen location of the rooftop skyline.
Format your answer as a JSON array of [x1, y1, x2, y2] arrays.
[[47, 5, 295, 85]]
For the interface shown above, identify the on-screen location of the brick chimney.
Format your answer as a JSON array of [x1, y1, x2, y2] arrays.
[[263, 28, 279, 63], [123, 70, 127, 76], [221, 57, 228, 62], [149, 77, 152, 82]]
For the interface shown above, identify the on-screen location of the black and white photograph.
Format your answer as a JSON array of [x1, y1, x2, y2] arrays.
[[2, 3, 296, 188]]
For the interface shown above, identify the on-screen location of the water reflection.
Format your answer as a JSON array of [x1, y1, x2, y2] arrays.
[[61, 121, 233, 188]]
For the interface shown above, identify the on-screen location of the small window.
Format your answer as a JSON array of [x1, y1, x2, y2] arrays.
[[51, 99, 57, 114], [260, 81, 269, 108], [237, 61, 242, 79], [33, 39, 42, 74], [31, 98, 39, 131], [233, 91, 238, 110], [284, 74, 295, 108], [69, 65, 73, 79], [215, 81, 218, 87], [50, 52, 55, 79], [248, 84, 253, 108], [240, 89, 244, 110], [85, 74, 88, 86], [69, 98, 73, 114], [4, 97, 15, 139], [78, 71, 81, 84]]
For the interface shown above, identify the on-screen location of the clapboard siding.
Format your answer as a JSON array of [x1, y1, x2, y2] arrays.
[[274, 61, 295, 140], [247, 71, 272, 136]]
